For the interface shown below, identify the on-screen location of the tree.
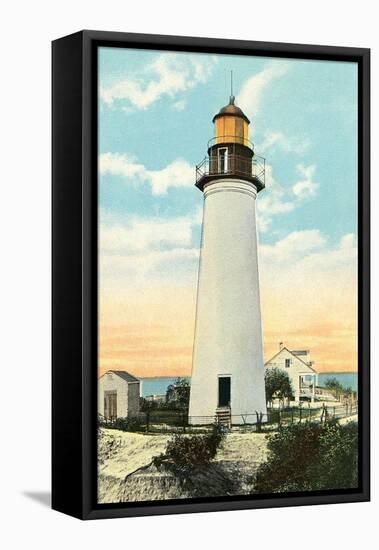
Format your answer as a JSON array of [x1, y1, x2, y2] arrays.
[[165, 377, 190, 410], [265, 368, 294, 407], [324, 377, 344, 400]]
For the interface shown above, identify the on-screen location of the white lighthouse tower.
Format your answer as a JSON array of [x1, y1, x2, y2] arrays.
[[189, 94, 267, 425]]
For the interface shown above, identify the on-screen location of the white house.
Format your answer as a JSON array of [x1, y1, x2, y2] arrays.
[[265, 345, 318, 403], [98, 370, 140, 420]]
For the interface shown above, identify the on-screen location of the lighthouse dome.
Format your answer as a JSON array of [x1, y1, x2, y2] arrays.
[[213, 96, 250, 124]]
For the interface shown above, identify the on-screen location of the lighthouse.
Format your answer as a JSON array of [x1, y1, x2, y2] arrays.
[[188, 93, 267, 425]]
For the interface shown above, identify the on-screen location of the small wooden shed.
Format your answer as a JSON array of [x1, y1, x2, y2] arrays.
[[98, 370, 140, 420]]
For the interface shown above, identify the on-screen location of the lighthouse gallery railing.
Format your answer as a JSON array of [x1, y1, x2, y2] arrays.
[[196, 154, 266, 189]]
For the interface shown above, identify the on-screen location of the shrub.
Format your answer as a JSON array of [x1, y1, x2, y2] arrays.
[[153, 424, 225, 469], [113, 417, 129, 431], [253, 420, 358, 493], [140, 397, 159, 412], [98, 414, 107, 428], [125, 416, 143, 432], [100, 416, 143, 432]]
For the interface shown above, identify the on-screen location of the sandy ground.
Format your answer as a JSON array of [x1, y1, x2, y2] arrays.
[[98, 428, 269, 503], [98, 416, 358, 503], [98, 429, 171, 503], [339, 414, 358, 425]]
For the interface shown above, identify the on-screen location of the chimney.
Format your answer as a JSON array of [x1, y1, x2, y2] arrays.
[[279, 342, 284, 350]]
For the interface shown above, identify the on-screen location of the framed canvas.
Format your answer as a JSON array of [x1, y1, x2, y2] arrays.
[[52, 30, 370, 520]]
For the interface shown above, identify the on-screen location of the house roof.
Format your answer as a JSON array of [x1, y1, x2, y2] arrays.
[[292, 350, 310, 356], [102, 370, 140, 383], [265, 347, 317, 373]]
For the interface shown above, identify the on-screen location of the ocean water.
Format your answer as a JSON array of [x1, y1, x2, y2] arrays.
[[141, 372, 358, 397], [317, 372, 358, 391], [141, 377, 189, 397]]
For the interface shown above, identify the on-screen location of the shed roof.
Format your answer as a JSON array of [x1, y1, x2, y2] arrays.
[[106, 370, 140, 383]]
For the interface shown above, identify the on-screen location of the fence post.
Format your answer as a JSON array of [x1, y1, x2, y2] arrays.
[[278, 409, 282, 429], [321, 403, 329, 424], [256, 411, 263, 433], [299, 407, 302, 424], [333, 406, 336, 418], [182, 412, 186, 433], [291, 409, 294, 424], [146, 410, 150, 433], [308, 404, 312, 422]]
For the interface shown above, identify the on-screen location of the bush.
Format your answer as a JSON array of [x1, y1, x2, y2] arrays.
[[98, 414, 107, 428], [113, 417, 129, 431], [253, 420, 358, 493], [140, 397, 159, 412], [153, 424, 225, 469], [100, 416, 143, 432], [125, 416, 143, 432]]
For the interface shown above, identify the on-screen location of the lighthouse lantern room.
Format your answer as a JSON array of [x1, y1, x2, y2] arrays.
[[195, 95, 265, 192]]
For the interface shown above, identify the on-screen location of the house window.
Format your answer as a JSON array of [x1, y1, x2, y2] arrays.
[[285, 358, 291, 368]]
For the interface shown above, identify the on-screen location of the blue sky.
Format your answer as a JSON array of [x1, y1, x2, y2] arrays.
[[99, 47, 357, 248], [98, 47, 358, 375]]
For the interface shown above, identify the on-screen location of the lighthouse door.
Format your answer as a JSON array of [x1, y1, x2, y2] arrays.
[[218, 377, 231, 407]]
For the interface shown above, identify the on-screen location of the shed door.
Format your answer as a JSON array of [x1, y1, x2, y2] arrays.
[[104, 391, 117, 420], [218, 377, 231, 407]]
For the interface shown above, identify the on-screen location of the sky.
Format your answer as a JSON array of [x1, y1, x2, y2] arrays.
[[98, 47, 358, 377]]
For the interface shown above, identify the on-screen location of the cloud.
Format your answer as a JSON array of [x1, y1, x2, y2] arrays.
[[100, 53, 217, 110], [148, 159, 194, 195], [100, 152, 145, 179], [99, 210, 202, 284], [292, 163, 318, 199], [259, 230, 357, 286], [237, 61, 289, 117], [260, 231, 358, 371], [100, 215, 196, 254], [256, 164, 296, 232], [99, 152, 194, 195], [260, 229, 326, 263], [101, 247, 199, 281], [258, 130, 311, 155], [172, 99, 187, 111], [257, 162, 319, 232]]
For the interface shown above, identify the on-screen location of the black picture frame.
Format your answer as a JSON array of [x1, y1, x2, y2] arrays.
[[52, 30, 370, 520]]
